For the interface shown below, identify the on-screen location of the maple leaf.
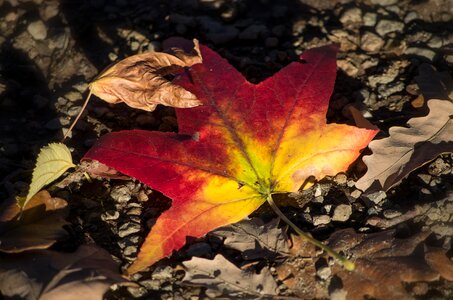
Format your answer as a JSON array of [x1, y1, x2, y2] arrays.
[[84, 44, 377, 273]]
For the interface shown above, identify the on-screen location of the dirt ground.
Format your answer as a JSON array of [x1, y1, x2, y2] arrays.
[[1, 0, 452, 299]]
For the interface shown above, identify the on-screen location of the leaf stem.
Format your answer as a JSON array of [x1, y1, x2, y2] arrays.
[[63, 90, 93, 141], [266, 193, 355, 271]]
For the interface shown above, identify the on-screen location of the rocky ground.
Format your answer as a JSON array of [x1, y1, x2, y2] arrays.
[[1, 0, 453, 299]]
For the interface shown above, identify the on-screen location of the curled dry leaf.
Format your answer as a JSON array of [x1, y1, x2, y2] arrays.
[[0, 244, 125, 300], [89, 39, 202, 111], [21, 143, 75, 208], [182, 254, 278, 298], [0, 190, 68, 253]]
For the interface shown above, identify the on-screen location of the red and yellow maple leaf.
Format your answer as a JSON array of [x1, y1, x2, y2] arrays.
[[84, 44, 378, 273]]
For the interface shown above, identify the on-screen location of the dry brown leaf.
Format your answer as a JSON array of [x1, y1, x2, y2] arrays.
[[327, 229, 443, 300], [0, 244, 125, 300], [356, 65, 453, 193], [355, 99, 453, 193], [210, 217, 289, 260], [182, 254, 278, 298], [279, 229, 452, 300], [0, 190, 68, 253], [89, 39, 202, 111]]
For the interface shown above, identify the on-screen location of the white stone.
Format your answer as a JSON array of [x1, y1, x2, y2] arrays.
[[27, 20, 47, 40]]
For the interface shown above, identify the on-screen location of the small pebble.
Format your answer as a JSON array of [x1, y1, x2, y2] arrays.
[[126, 286, 147, 298], [366, 191, 387, 205], [363, 12, 377, 26], [405, 47, 436, 61], [27, 20, 47, 40], [109, 52, 118, 61], [118, 222, 141, 238], [140, 279, 161, 290], [110, 185, 131, 203], [101, 210, 119, 221], [313, 215, 331, 226], [123, 245, 138, 257], [361, 32, 384, 52], [314, 185, 323, 197], [57, 97, 68, 106], [334, 173, 347, 185], [417, 174, 432, 185], [127, 207, 142, 216], [332, 204, 352, 222], [137, 190, 149, 202], [339, 7, 362, 25], [66, 106, 81, 117], [376, 20, 404, 36], [324, 204, 332, 214], [404, 11, 419, 23], [152, 266, 173, 280], [316, 265, 331, 280], [65, 91, 82, 102]]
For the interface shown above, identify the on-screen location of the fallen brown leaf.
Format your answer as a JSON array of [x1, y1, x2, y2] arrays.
[[89, 39, 202, 111], [279, 229, 452, 300], [328, 229, 444, 300], [0, 190, 68, 253], [182, 254, 278, 298], [356, 65, 453, 193], [210, 217, 289, 260], [355, 99, 453, 193], [0, 244, 125, 300]]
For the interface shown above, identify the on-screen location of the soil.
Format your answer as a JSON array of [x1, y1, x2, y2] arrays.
[[0, 0, 452, 299]]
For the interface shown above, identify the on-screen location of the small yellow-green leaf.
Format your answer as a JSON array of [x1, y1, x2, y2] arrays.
[[22, 143, 75, 208]]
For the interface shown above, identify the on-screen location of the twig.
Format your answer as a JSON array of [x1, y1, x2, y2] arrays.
[[63, 90, 93, 140], [266, 193, 355, 271]]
